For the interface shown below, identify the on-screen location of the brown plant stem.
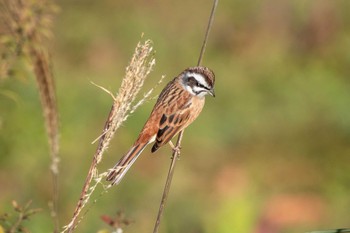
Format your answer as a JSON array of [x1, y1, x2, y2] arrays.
[[152, 0, 218, 232], [31, 48, 60, 233], [9, 211, 25, 233], [152, 132, 184, 233]]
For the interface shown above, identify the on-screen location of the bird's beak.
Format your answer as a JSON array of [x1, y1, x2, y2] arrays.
[[209, 88, 215, 97]]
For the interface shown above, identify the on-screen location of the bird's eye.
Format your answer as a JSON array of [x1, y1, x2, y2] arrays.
[[197, 82, 206, 88], [187, 76, 207, 89], [192, 79, 201, 87]]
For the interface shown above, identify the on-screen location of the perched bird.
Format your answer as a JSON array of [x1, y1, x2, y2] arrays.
[[106, 66, 215, 185]]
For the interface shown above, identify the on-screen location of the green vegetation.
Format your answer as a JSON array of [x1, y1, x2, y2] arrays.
[[1, 0, 350, 232]]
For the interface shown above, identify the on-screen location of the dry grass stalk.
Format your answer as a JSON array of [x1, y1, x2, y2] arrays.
[[31, 48, 60, 232], [0, 0, 60, 232], [63, 39, 157, 233]]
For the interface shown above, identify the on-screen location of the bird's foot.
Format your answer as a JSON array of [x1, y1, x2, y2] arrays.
[[169, 141, 181, 159]]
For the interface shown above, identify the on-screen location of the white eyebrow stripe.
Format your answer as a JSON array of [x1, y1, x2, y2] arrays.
[[188, 72, 209, 88]]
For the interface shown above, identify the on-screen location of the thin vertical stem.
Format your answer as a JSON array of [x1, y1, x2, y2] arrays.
[[152, 0, 218, 232], [197, 0, 219, 66], [153, 132, 184, 233]]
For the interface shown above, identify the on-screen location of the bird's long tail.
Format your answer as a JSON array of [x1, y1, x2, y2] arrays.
[[106, 142, 148, 185]]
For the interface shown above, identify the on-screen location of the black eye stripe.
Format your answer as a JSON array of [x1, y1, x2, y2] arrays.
[[195, 82, 210, 90], [198, 83, 209, 89], [187, 75, 210, 90]]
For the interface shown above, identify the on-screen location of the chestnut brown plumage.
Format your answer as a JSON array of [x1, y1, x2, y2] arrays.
[[106, 66, 215, 185]]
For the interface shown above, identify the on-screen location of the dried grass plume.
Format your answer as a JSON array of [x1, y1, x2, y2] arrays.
[[64, 39, 160, 233]]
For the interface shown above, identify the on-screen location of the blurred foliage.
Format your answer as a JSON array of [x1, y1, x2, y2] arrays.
[[0, 0, 58, 80], [100, 211, 133, 233], [1, 0, 350, 232], [0, 200, 41, 233], [0, 0, 60, 231]]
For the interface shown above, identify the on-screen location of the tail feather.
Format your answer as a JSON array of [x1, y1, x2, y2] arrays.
[[106, 143, 148, 185]]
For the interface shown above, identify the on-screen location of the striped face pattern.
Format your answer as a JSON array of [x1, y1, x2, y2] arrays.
[[182, 67, 215, 98]]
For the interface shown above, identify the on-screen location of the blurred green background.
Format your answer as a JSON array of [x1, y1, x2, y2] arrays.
[[1, 0, 350, 232]]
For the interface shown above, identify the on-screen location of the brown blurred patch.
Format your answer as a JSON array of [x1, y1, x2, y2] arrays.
[[86, 37, 122, 71], [213, 164, 250, 198], [255, 194, 327, 233], [297, 1, 341, 53]]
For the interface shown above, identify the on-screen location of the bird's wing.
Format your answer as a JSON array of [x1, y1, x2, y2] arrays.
[[151, 89, 193, 152]]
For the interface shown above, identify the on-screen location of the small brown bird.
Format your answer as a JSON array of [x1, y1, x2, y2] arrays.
[[106, 66, 215, 185]]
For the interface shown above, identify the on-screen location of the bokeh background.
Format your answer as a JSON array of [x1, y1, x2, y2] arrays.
[[1, 0, 350, 232]]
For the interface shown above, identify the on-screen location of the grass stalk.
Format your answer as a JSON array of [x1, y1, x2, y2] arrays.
[[63, 39, 157, 233]]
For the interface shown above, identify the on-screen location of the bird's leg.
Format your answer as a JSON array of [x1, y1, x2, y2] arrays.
[[168, 141, 181, 159]]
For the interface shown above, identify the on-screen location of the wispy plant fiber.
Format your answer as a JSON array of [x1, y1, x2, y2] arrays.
[[64, 39, 158, 233]]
